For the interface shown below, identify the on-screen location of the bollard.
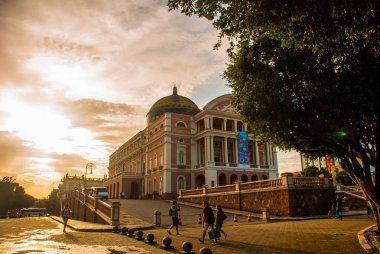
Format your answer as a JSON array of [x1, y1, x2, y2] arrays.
[[181, 241, 195, 254], [112, 226, 120, 233], [247, 215, 251, 222], [127, 228, 135, 238], [136, 230, 144, 241], [153, 210, 162, 227], [199, 247, 212, 254], [233, 214, 238, 222], [198, 214, 202, 224], [162, 236, 174, 250], [120, 227, 127, 235], [262, 208, 270, 222], [145, 233, 157, 245]]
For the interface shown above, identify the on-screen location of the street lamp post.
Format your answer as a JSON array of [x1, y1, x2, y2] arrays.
[[84, 162, 93, 192]]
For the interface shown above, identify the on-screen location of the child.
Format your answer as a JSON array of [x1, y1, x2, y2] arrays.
[[215, 205, 228, 239]]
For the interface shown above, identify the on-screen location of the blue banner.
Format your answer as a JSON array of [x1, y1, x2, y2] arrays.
[[238, 131, 249, 168]]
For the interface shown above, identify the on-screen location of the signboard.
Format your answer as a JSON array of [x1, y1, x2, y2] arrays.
[[238, 131, 249, 168]]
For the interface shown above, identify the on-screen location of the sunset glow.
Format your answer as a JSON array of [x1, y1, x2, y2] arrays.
[[0, 0, 300, 198]]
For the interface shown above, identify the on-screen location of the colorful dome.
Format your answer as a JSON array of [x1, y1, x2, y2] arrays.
[[147, 87, 200, 124]]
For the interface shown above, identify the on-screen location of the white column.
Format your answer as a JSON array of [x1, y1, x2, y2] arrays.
[[273, 148, 278, 177], [210, 135, 214, 162], [191, 172, 195, 189], [234, 120, 238, 132], [205, 137, 209, 163], [205, 168, 217, 187], [164, 136, 171, 169], [255, 140, 260, 168], [224, 137, 229, 164], [191, 138, 197, 168], [265, 144, 270, 166], [235, 138, 239, 164], [164, 169, 172, 193], [223, 118, 227, 131]]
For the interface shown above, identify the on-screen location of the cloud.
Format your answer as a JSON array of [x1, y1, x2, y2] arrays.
[[0, 131, 35, 175], [277, 150, 301, 173], [61, 98, 146, 146]]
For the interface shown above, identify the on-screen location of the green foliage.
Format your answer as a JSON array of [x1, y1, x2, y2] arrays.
[[335, 170, 356, 186], [168, 0, 380, 229], [301, 166, 319, 177], [0, 177, 35, 217], [301, 166, 332, 178]]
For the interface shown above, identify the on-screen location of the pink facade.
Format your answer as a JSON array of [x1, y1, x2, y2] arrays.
[[105, 89, 278, 199]]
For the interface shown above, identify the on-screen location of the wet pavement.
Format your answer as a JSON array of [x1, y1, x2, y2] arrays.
[[0, 211, 375, 254], [0, 217, 149, 254]]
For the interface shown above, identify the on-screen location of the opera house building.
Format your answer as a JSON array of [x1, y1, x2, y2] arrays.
[[105, 87, 278, 199]]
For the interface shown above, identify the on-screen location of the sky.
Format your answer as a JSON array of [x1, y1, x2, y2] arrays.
[[0, 0, 301, 198]]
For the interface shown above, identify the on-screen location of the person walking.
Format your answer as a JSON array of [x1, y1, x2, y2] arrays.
[[199, 200, 217, 244], [215, 205, 227, 239], [167, 200, 181, 235], [61, 203, 71, 232], [336, 195, 343, 220]]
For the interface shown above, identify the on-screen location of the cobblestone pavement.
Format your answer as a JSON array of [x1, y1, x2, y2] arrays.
[[113, 199, 251, 226], [0, 214, 374, 254]]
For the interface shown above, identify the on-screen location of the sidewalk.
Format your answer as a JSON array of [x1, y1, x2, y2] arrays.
[[176, 200, 367, 221]]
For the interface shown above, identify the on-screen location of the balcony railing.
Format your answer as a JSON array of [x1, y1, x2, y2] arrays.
[[180, 174, 333, 198], [240, 178, 282, 190], [207, 184, 236, 193]]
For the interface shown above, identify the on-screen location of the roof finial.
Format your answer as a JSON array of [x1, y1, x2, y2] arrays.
[[173, 84, 178, 95]]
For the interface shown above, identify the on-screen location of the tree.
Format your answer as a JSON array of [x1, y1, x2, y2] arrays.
[[0, 177, 35, 217], [335, 170, 356, 186], [301, 166, 319, 177], [168, 0, 380, 229]]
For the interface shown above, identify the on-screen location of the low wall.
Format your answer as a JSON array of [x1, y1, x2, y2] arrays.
[[64, 190, 120, 226], [180, 173, 336, 216], [181, 187, 335, 216]]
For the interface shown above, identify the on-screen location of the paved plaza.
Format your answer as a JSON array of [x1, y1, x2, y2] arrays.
[[0, 208, 375, 254]]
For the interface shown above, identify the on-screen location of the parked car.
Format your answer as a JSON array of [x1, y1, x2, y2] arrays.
[[91, 187, 108, 201]]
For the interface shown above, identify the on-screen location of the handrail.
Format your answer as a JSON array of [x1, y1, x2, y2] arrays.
[[181, 176, 334, 198]]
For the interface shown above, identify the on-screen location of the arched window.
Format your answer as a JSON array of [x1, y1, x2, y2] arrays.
[[252, 174, 258, 181], [219, 173, 227, 186], [262, 175, 268, 180], [230, 174, 238, 184], [176, 121, 186, 128], [179, 151, 185, 164], [241, 174, 248, 183]]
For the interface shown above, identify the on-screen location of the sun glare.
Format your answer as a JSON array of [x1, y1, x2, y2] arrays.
[[25, 55, 115, 101], [0, 94, 107, 159]]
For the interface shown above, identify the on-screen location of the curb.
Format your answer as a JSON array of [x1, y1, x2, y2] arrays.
[[358, 224, 378, 254], [50, 216, 153, 232]]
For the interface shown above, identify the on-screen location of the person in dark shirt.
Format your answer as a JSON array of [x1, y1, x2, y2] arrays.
[[61, 203, 71, 232], [167, 200, 181, 235], [199, 200, 217, 244], [336, 195, 343, 220], [215, 205, 227, 239]]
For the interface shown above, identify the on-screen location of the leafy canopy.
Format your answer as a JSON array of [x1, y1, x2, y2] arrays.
[[168, 0, 380, 227]]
